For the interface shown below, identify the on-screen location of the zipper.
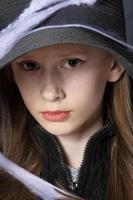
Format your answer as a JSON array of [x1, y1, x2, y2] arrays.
[[46, 133, 74, 191], [37, 125, 74, 190], [73, 122, 111, 189], [37, 121, 112, 193]]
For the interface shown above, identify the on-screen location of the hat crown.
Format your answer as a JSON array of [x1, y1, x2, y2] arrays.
[[34, 1, 126, 41], [0, 0, 126, 37], [0, 0, 133, 78]]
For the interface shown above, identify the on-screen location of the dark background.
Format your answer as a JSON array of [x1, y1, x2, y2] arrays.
[[123, 0, 133, 45]]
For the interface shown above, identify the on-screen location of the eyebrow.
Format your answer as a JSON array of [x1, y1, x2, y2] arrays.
[[13, 56, 36, 63], [59, 51, 89, 56], [14, 51, 89, 62]]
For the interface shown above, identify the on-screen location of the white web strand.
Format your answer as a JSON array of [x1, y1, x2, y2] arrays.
[[71, 0, 97, 6], [0, 0, 97, 60], [1, 0, 64, 33], [0, 152, 77, 200], [17, 0, 65, 19]]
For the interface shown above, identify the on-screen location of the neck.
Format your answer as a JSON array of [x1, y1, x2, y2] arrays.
[[56, 117, 103, 168]]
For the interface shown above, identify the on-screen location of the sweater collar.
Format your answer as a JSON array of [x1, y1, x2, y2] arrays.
[[32, 119, 115, 151], [31, 119, 115, 192]]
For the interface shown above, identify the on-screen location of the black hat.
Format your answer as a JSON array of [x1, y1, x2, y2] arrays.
[[0, 0, 133, 77]]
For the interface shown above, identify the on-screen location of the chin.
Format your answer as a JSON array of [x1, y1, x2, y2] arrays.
[[45, 127, 71, 136], [40, 123, 75, 136], [37, 117, 78, 136]]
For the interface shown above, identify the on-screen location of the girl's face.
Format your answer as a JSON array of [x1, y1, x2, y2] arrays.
[[10, 44, 122, 137]]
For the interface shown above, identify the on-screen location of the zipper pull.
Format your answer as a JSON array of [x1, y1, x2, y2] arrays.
[[69, 181, 78, 192]]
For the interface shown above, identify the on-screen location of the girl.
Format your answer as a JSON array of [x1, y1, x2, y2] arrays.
[[0, 0, 133, 200]]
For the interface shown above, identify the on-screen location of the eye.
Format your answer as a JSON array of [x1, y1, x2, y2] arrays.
[[17, 61, 40, 71], [63, 58, 85, 69]]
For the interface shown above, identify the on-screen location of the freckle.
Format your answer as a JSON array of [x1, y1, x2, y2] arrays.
[[74, 76, 78, 81]]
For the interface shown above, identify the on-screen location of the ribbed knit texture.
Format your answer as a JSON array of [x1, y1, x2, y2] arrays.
[[32, 121, 115, 200]]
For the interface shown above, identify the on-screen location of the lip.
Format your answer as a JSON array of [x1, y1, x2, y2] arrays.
[[41, 111, 70, 122]]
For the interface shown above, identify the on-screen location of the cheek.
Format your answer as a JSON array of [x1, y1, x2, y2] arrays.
[[64, 70, 108, 118], [66, 71, 107, 101], [14, 74, 39, 107]]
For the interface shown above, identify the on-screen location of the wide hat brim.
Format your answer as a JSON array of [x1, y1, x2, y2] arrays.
[[0, 1, 133, 78], [1, 25, 133, 78]]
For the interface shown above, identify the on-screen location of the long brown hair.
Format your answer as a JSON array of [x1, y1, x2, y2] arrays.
[[105, 73, 133, 200], [0, 64, 132, 200]]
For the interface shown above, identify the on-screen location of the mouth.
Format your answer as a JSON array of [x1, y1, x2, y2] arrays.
[[41, 111, 71, 122]]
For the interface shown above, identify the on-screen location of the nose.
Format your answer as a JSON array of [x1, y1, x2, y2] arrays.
[[40, 74, 65, 102]]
